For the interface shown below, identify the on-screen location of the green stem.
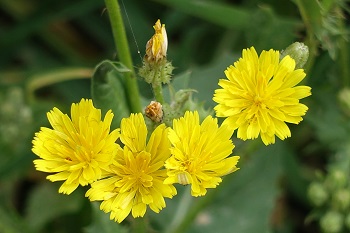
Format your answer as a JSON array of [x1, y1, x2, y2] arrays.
[[26, 68, 93, 102], [336, 7, 350, 87], [167, 187, 193, 233], [294, 0, 319, 79], [168, 190, 214, 233], [104, 0, 141, 113], [152, 83, 165, 104], [131, 217, 148, 233]]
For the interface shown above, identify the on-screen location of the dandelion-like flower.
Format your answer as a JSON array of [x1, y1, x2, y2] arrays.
[[145, 19, 168, 62], [86, 113, 176, 223], [213, 47, 312, 145], [164, 111, 240, 197], [32, 99, 120, 194]]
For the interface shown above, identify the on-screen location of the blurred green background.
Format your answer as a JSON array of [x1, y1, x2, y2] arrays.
[[0, 0, 349, 232]]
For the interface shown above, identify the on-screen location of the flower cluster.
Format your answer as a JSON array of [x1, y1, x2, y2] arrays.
[[32, 43, 312, 224], [32, 99, 239, 222]]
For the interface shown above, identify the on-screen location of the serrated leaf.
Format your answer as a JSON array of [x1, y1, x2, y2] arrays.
[[91, 60, 131, 129], [84, 202, 129, 233]]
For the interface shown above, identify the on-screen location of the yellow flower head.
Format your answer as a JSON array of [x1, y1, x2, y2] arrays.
[[32, 99, 120, 194], [164, 111, 240, 197], [145, 19, 168, 62], [213, 47, 312, 145], [86, 113, 176, 223]]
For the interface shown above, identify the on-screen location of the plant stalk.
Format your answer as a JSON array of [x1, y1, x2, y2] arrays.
[[104, 0, 142, 113]]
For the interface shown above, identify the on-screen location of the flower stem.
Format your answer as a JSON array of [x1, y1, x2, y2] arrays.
[[104, 0, 141, 113], [294, 0, 319, 78], [167, 187, 193, 233], [130, 217, 148, 233], [336, 7, 350, 87], [152, 83, 165, 104]]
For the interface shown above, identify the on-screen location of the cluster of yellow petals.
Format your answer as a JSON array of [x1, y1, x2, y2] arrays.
[[164, 111, 240, 197], [86, 113, 176, 223], [213, 47, 312, 145], [32, 99, 120, 194], [32, 99, 239, 222]]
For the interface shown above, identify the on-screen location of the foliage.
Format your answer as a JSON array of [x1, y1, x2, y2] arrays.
[[0, 0, 349, 233]]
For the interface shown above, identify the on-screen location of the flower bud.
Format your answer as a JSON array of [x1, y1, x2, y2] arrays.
[[308, 182, 329, 207], [139, 19, 174, 86], [332, 189, 350, 211], [320, 211, 344, 233], [338, 88, 350, 117], [145, 101, 163, 123], [325, 169, 347, 191], [281, 42, 309, 69], [145, 19, 167, 62]]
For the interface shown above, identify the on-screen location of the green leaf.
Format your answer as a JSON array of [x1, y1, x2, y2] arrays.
[[0, 204, 32, 233], [24, 183, 85, 232], [153, 0, 251, 29], [152, 142, 284, 233], [245, 7, 301, 51], [186, 142, 284, 233], [165, 53, 237, 110], [91, 60, 131, 129], [84, 202, 129, 233]]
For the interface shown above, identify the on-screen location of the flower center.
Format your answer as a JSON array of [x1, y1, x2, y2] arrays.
[[253, 95, 266, 109]]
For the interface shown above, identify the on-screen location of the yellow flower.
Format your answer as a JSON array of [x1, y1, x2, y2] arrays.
[[145, 19, 168, 62], [164, 111, 239, 197], [32, 99, 120, 194], [86, 113, 176, 223], [213, 47, 312, 145]]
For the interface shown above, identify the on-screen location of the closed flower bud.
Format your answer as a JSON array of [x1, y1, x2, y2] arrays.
[[145, 19, 168, 62], [320, 211, 344, 233], [139, 19, 174, 86], [281, 42, 309, 69], [308, 182, 329, 207], [338, 88, 350, 117], [145, 101, 163, 123], [332, 189, 350, 211], [326, 169, 347, 191]]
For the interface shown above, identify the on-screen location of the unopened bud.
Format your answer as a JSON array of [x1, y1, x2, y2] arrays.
[[308, 182, 328, 207], [281, 42, 309, 69], [320, 211, 344, 233], [145, 101, 163, 123], [139, 19, 174, 86], [332, 189, 350, 211], [326, 169, 347, 191], [338, 88, 350, 117], [145, 19, 168, 62]]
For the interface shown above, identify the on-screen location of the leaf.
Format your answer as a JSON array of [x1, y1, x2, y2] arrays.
[[0, 204, 32, 233], [24, 183, 85, 232], [91, 60, 131, 129], [152, 0, 251, 29], [165, 53, 237, 110], [84, 202, 129, 233], [151, 142, 284, 233], [186, 142, 284, 233], [245, 7, 301, 51]]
